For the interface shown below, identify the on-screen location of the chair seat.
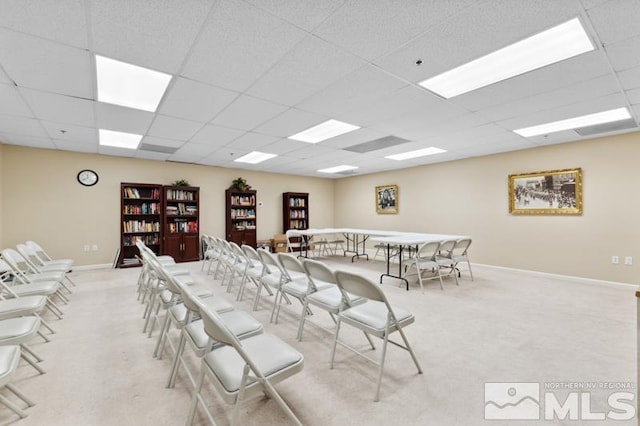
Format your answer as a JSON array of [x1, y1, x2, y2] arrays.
[[280, 278, 311, 299], [26, 271, 65, 283], [307, 287, 363, 313], [261, 272, 283, 288], [186, 311, 263, 353], [163, 265, 191, 276], [0, 296, 47, 320], [0, 317, 40, 344], [5, 281, 59, 297], [205, 333, 303, 396], [340, 300, 414, 336], [0, 346, 21, 386]]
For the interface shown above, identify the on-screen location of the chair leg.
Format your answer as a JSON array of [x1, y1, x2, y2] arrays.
[[296, 299, 310, 341], [231, 364, 251, 426], [44, 302, 63, 320], [167, 332, 186, 388], [260, 377, 303, 426], [20, 344, 42, 363], [0, 388, 30, 418], [153, 311, 172, 359], [374, 333, 390, 402], [467, 258, 474, 281], [329, 319, 342, 369], [38, 316, 55, 334], [186, 361, 209, 426], [21, 352, 45, 375], [397, 327, 423, 375]]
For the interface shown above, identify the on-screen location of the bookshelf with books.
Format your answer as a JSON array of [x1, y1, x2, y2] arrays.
[[283, 192, 309, 253], [119, 183, 163, 268], [163, 186, 200, 262], [225, 189, 257, 247]]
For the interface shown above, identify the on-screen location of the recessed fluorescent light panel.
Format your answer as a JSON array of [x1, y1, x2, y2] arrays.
[[289, 119, 360, 143], [234, 151, 277, 164], [99, 129, 142, 149], [96, 55, 172, 112], [514, 107, 632, 137], [385, 147, 446, 161], [317, 165, 358, 174], [419, 18, 594, 98]]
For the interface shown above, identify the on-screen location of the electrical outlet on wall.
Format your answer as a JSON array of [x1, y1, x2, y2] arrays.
[[92, 244, 98, 251], [83, 245, 90, 252], [612, 256, 619, 264], [624, 256, 633, 265]]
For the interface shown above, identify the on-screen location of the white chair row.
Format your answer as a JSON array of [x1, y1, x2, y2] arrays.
[[204, 240, 423, 402], [135, 240, 304, 425], [0, 240, 73, 421]]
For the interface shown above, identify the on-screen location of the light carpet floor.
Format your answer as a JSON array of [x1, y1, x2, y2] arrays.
[[1, 255, 636, 426]]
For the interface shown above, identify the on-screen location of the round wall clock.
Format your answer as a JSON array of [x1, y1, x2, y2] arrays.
[[77, 169, 99, 186]]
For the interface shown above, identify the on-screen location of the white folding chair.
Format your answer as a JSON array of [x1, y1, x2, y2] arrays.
[[0, 346, 36, 419], [332, 270, 423, 402], [186, 303, 304, 426], [451, 238, 474, 281], [403, 241, 444, 292], [25, 241, 73, 272]]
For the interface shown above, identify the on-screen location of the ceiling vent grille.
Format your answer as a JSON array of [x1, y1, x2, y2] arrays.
[[344, 135, 410, 153], [574, 118, 637, 136], [139, 143, 179, 154]]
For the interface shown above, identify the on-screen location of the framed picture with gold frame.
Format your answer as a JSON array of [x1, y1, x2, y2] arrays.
[[509, 168, 582, 215], [376, 185, 398, 214]]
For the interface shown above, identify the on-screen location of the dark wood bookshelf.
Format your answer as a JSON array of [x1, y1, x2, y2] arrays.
[[162, 185, 200, 262], [225, 189, 257, 247]]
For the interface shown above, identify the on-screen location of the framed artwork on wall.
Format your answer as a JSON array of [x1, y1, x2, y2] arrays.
[[376, 184, 398, 214], [509, 168, 582, 215]]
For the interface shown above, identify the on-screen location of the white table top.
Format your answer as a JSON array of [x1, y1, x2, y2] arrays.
[[296, 227, 468, 244]]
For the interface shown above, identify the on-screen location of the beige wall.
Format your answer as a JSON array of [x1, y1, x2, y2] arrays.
[[0, 143, 3, 248], [0, 146, 334, 265], [335, 131, 640, 284]]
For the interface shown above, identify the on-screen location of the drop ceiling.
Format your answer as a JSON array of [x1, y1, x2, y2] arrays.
[[0, 0, 638, 178]]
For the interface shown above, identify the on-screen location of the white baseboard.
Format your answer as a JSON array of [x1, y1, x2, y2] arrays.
[[475, 263, 638, 289]]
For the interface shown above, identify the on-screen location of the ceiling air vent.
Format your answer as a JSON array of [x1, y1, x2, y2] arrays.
[[139, 143, 179, 154], [574, 118, 637, 136], [344, 135, 410, 153]]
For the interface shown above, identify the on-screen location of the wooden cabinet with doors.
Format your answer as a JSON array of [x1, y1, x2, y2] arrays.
[[162, 185, 200, 262], [225, 189, 257, 247]]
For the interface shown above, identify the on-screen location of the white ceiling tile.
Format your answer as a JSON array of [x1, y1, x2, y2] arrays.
[[605, 35, 640, 71], [259, 138, 311, 155], [287, 143, 336, 160], [321, 127, 389, 149], [582, 0, 610, 10], [253, 108, 328, 138], [53, 139, 98, 153], [314, 0, 479, 61], [169, 142, 219, 162], [0, 0, 88, 48], [296, 64, 408, 116], [147, 115, 203, 141], [197, 146, 242, 166], [223, 132, 279, 150], [0, 133, 54, 149], [0, 28, 93, 98], [89, 0, 214, 73], [243, 0, 344, 32], [139, 136, 184, 149], [0, 83, 33, 117], [159, 77, 239, 122], [587, 0, 640, 45], [246, 35, 366, 105], [618, 66, 640, 90], [0, 69, 10, 84], [456, 138, 534, 157], [20, 88, 94, 127], [182, 0, 308, 91], [382, 111, 487, 141], [627, 87, 640, 105], [95, 103, 154, 135], [190, 124, 244, 146], [476, 74, 621, 122], [41, 121, 97, 143], [211, 95, 288, 131], [0, 115, 49, 138]]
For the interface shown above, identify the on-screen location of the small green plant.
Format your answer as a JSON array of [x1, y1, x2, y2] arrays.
[[172, 179, 190, 186], [230, 177, 251, 191]]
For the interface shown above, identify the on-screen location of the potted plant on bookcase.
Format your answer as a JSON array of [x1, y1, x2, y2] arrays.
[[230, 177, 251, 192], [172, 179, 190, 187]]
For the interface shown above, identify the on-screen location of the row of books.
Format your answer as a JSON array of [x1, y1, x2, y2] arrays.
[[166, 203, 197, 215], [123, 187, 160, 199], [233, 221, 257, 231], [231, 208, 256, 219], [289, 210, 306, 219], [288, 220, 307, 229], [123, 235, 159, 246], [230, 195, 255, 206], [121, 257, 141, 266], [289, 198, 306, 207], [123, 203, 160, 215], [166, 189, 196, 201], [167, 221, 198, 233], [123, 220, 160, 233]]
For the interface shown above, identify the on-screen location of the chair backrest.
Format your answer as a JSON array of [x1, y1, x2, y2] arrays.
[[257, 248, 283, 275], [438, 239, 456, 256], [1, 248, 35, 275], [334, 270, 387, 304], [285, 229, 303, 251], [277, 253, 306, 278], [15, 244, 41, 268], [242, 245, 261, 263], [302, 258, 337, 292], [416, 241, 441, 261], [453, 238, 472, 256], [25, 240, 51, 261]]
